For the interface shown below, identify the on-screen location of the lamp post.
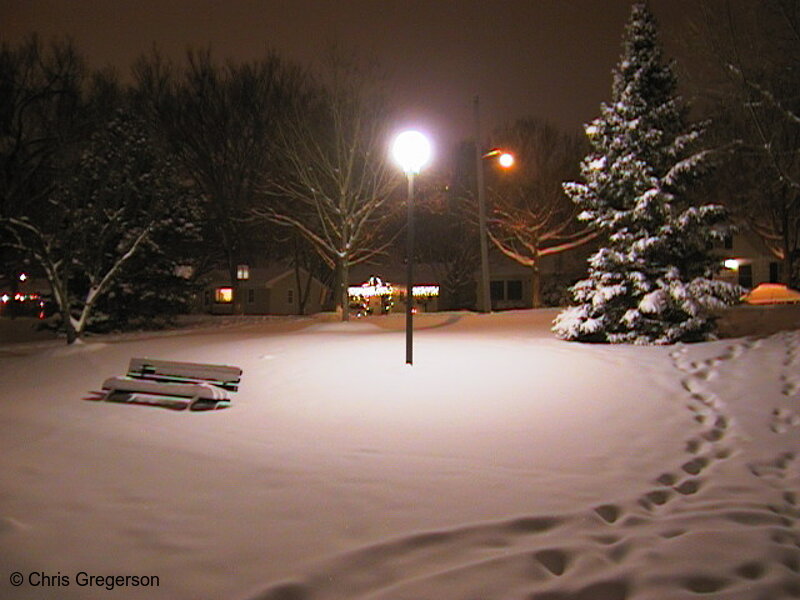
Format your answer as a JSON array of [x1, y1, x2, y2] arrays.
[[474, 96, 514, 313], [392, 130, 432, 365]]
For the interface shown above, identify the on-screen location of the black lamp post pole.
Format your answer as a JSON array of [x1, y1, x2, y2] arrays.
[[405, 172, 415, 365]]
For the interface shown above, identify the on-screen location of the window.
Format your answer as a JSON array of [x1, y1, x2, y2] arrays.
[[287, 289, 294, 304], [769, 262, 780, 284], [490, 280, 522, 302], [723, 235, 733, 250], [490, 281, 505, 301], [215, 287, 233, 303], [506, 280, 523, 301], [247, 289, 255, 304], [236, 264, 249, 280], [738, 264, 753, 289]]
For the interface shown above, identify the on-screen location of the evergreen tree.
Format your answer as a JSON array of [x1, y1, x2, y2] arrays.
[[553, 3, 740, 344]]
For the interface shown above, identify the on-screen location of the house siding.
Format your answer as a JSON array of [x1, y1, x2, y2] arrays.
[[717, 230, 781, 290], [205, 266, 329, 316]]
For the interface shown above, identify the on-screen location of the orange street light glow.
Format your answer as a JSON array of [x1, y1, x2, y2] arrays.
[[498, 152, 515, 168]]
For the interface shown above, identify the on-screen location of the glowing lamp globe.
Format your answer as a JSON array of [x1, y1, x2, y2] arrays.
[[498, 152, 515, 168], [392, 130, 431, 174]]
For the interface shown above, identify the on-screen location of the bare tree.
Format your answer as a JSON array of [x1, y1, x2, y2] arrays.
[[0, 36, 86, 301], [133, 49, 306, 311], [404, 154, 481, 310], [0, 36, 86, 212], [696, 0, 800, 285], [258, 55, 400, 321], [415, 200, 480, 310], [485, 119, 597, 307]]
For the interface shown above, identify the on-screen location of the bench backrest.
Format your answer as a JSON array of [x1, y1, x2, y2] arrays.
[[127, 358, 242, 392]]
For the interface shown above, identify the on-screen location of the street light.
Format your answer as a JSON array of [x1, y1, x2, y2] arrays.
[[474, 96, 514, 313], [392, 130, 432, 365], [484, 148, 515, 169], [499, 153, 514, 168]]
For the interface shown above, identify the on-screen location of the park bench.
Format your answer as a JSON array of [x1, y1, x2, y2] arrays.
[[101, 358, 243, 411]]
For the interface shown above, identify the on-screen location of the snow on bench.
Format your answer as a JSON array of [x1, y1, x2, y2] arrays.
[[101, 358, 242, 411]]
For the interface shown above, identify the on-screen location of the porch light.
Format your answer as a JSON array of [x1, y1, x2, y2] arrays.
[[723, 259, 740, 270]]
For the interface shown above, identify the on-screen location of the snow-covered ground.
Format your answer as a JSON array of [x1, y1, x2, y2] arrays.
[[1, 307, 799, 600]]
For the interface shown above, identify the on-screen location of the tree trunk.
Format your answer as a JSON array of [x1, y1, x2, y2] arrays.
[[530, 262, 542, 309], [340, 259, 350, 322], [782, 213, 792, 286], [222, 222, 243, 315], [326, 264, 341, 313], [51, 277, 79, 344], [227, 261, 243, 316], [292, 256, 313, 316], [61, 312, 78, 344], [784, 254, 795, 287]]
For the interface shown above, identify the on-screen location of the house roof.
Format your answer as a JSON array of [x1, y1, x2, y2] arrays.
[[743, 283, 800, 305], [207, 264, 328, 289], [349, 261, 441, 287]]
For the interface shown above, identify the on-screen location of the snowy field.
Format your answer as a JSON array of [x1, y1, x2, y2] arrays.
[[1, 307, 800, 600]]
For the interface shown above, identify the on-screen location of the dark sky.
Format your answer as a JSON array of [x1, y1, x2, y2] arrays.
[[3, 0, 707, 150]]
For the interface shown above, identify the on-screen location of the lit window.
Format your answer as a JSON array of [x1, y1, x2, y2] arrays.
[[723, 259, 740, 270], [237, 265, 249, 280], [215, 287, 233, 303]]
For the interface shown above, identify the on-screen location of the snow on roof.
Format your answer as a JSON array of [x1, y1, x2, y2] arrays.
[[743, 283, 800, 305], [206, 264, 328, 289]]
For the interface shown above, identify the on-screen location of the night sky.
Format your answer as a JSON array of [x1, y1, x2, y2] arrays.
[[3, 0, 708, 150]]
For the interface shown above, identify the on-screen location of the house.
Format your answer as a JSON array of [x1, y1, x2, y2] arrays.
[[204, 264, 330, 315], [340, 227, 786, 314], [347, 243, 594, 313], [716, 229, 786, 289], [347, 267, 442, 315]]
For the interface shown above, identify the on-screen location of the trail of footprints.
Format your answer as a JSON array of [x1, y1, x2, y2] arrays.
[[255, 498, 799, 600], [252, 336, 800, 600], [256, 512, 636, 600], [773, 331, 800, 432], [630, 341, 751, 512], [780, 330, 800, 397]]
